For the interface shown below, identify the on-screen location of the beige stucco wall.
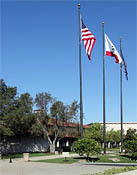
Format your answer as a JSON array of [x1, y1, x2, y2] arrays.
[[100, 123, 137, 134]]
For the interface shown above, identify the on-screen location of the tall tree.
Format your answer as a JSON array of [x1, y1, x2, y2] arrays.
[[123, 129, 137, 160], [6, 93, 34, 136], [0, 79, 16, 137], [32, 92, 55, 152], [33, 92, 79, 153], [34, 92, 54, 114], [0, 79, 34, 137], [66, 100, 79, 122], [106, 129, 121, 148], [86, 123, 103, 144]]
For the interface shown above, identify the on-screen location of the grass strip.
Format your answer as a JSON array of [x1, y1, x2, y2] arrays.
[[32, 157, 79, 164], [2, 152, 54, 159], [96, 154, 137, 163], [84, 166, 137, 175], [96, 166, 137, 175]]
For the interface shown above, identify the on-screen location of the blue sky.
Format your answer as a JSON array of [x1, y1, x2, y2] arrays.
[[1, 0, 136, 124]]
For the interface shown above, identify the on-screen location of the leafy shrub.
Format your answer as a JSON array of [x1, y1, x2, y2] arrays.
[[73, 137, 101, 160]]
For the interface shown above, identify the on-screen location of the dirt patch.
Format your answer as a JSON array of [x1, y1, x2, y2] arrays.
[[109, 158, 120, 162]]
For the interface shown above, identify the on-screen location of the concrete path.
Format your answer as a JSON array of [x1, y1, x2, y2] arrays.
[[84, 162, 137, 167], [0, 155, 119, 175], [0, 160, 120, 175]]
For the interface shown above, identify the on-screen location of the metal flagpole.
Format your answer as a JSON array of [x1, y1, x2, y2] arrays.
[[120, 37, 123, 153], [102, 22, 106, 154], [78, 4, 83, 138]]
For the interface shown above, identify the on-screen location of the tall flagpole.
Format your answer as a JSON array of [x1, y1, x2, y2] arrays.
[[78, 4, 83, 138], [102, 22, 106, 154], [120, 37, 123, 153]]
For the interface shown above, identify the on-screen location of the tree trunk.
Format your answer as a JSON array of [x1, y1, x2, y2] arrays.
[[47, 134, 58, 153], [49, 142, 56, 153]]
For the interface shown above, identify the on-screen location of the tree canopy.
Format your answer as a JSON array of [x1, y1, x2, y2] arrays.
[[124, 129, 137, 160], [85, 123, 103, 143], [0, 79, 80, 153], [0, 79, 34, 137], [32, 93, 80, 152]]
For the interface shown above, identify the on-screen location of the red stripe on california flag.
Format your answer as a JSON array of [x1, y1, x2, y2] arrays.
[[106, 51, 113, 56], [106, 51, 119, 63]]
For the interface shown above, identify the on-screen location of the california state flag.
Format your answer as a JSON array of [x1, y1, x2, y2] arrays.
[[105, 33, 122, 64]]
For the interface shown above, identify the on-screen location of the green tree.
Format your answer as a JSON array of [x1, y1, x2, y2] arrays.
[[85, 123, 103, 144], [6, 93, 34, 136], [123, 129, 137, 160], [31, 92, 54, 151], [34, 92, 54, 114], [0, 79, 16, 137], [0, 80, 35, 155], [33, 93, 79, 153], [0, 79, 34, 137], [106, 129, 121, 148], [66, 100, 79, 122], [73, 137, 101, 160]]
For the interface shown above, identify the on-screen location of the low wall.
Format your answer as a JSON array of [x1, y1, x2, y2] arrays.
[[0, 136, 49, 154]]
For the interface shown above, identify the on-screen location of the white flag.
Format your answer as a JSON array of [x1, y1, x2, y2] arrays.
[[105, 33, 122, 64]]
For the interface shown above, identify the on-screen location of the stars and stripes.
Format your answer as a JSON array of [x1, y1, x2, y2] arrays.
[[81, 18, 96, 60], [120, 48, 128, 80]]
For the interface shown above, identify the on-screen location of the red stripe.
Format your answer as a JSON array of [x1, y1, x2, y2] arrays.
[[81, 27, 96, 60], [82, 33, 92, 37], [82, 30, 90, 33], [87, 40, 91, 57], [82, 37, 96, 41], [82, 29, 89, 32], [84, 40, 90, 58], [106, 51, 119, 64], [84, 39, 96, 61], [89, 39, 96, 60], [106, 51, 113, 56], [85, 40, 88, 50], [88, 55, 91, 60]]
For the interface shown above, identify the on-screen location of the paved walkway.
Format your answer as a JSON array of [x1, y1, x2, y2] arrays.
[[0, 160, 121, 175]]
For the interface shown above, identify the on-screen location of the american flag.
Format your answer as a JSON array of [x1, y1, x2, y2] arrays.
[[81, 18, 96, 60], [120, 48, 128, 80]]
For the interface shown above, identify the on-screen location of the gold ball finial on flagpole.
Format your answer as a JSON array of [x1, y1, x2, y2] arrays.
[[78, 3, 80, 8], [102, 21, 104, 24]]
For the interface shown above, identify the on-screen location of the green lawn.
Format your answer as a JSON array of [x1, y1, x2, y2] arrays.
[[2, 151, 137, 164], [84, 166, 137, 175], [106, 148, 120, 151], [2, 152, 54, 159], [96, 153, 137, 163], [33, 157, 79, 164], [31, 152, 137, 164]]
